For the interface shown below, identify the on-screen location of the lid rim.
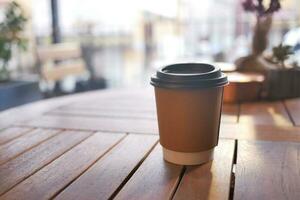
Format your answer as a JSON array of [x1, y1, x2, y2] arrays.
[[150, 81, 229, 89], [151, 63, 228, 89], [157, 63, 221, 80]]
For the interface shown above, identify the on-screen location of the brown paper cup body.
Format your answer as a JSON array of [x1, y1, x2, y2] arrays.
[[154, 87, 223, 153]]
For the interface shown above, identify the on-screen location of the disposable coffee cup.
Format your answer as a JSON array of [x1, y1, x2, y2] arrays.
[[150, 63, 228, 165]]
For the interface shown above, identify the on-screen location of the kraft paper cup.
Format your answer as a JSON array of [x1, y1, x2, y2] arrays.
[[150, 63, 228, 165]]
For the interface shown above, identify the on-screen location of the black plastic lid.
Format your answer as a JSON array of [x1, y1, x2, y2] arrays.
[[150, 63, 228, 89]]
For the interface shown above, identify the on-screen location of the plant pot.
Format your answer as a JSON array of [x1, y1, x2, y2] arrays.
[[223, 72, 264, 103], [264, 68, 300, 100], [0, 80, 42, 111]]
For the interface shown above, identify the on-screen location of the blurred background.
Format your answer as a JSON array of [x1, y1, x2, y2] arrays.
[[0, 0, 300, 110]]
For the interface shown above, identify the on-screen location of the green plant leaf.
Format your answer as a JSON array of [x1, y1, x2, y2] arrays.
[[0, 1, 28, 62]]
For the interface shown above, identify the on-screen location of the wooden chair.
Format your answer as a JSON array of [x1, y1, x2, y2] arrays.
[[37, 43, 89, 82], [37, 43, 90, 95]]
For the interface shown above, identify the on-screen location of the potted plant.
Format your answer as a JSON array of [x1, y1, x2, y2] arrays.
[[235, 0, 281, 73], [0, 1, 41, 111], [0, 1, 28, 81], [232, 0, 300, 100]]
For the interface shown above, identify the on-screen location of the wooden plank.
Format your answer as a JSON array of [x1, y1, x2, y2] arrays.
[[220, 123, 300, 142], [60, 90, 155, 114], [222, 104, 239, 123], [284, 98, 300, 126], [50, 104, 238, 123], [48, 106, 156, 120], [0, 130, 92, 195], [0, 97, 71, 130], [1, 132, 125, 200], [0, 129, 60, 165], [0, 127, 32, 145], [234, 140, 300, 200], [42, 59, 88, 81], [60, 101, 155, 113], [114, 144, 183, 200], [67, 94, 155, 110], [17, 115, 158, 134], [0, 88, 137, 129], [239, 102, 292, 126], [173, 139, 235, 200], [37, 43, 82, 61], [56, 134, 158, 200]]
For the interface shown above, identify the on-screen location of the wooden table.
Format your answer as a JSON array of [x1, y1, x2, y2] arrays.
[[0, 89, 300, 200]]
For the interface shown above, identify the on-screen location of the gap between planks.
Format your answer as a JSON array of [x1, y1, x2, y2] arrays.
[[54, 138, 240, 200], [2, 133, 238, 200], [50, 133, 129, 200], [282, 101, 296, 126], [0, 127, 33, 146], [170, 139, 239, 200], [170, 166, 187, 200], [108, 140, 159, 200], [0, 130, 95, 196], [1, 132, 125, 199], [229, 140, 238, 200], [0, 129, 64, 166]]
